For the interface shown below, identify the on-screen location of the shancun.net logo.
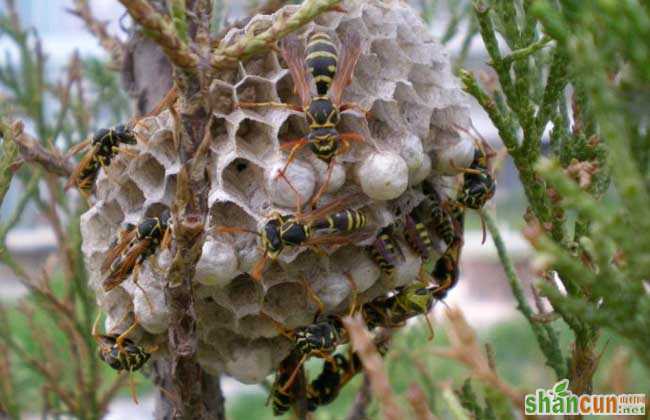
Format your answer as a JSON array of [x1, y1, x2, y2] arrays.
[[525, 379, 646, 416]]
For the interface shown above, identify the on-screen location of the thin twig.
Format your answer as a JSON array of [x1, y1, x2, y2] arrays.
[[210, 0, 343, 69], [343, 315, 404, 420], [0, 120, 72, 177], [119, 0, 200, 70], [68, 0, 125, 67]]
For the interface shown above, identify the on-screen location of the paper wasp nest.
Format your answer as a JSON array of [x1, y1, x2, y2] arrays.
[[80, 0, 474, 383]]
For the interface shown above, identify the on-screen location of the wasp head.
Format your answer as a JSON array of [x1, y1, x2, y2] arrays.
[[261, 217, 284, 259]]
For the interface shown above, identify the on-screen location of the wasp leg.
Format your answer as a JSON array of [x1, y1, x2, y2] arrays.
[[262, 312, 293, 340], [128, 371, 140, 404], [238, 101, 303, 113], [423, 312, 434, 341], [449, 159, 482, 175], [339, 102, 371, 119], [343, 273, 359, 316], [309, 159, 335, 209], [279, 354, 308, 394], [115, 321, 139, 353], [299, 277, 325, 321], [278, 138, 309, 215], [92, 312, 103, 339], [132, 264, 154, 313]]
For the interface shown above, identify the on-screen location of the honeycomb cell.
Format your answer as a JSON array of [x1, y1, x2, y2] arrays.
[[263, 282, 315, 328], [275, 71, 302, 107], [236, 76, 279, 111], [115, 179, 145, 212], [209, 80, 235, 115], [222, 158, 266, 206], [130, 153, 165, 193], [225, 274, 263, 318], [243, 52, 282, 79], [234, 118, 275, 159]]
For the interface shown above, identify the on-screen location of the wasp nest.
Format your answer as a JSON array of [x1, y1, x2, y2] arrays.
[[80, 0, 474, 384]]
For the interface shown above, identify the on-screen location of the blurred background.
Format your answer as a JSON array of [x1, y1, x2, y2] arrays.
[[0, 1, 646, 419]]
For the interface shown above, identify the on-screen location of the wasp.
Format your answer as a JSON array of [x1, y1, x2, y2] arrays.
[[457, 145, 496, 210], [403, 208, 435, 260], [361, 279, 436, 339], [366, 226, 405, 277], [66, 124, 138, 199], [311, 208, 368, 233], [431, 203, 465, 301], [306, 352, 361, 411], [421, 181, 456, 246], [307, 335, 390, 412], [268, 350, 306, 416], [92, 314, 153, 403], [239, 31, 366, 207], [217, 196, 368, 281], [101, 211, 172, 307]]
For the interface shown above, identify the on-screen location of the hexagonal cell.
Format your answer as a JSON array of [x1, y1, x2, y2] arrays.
[[209, 80, 235, 115], [130, 153, 165, 193], [225, 274, 263, 317], [236, 76, 279, 110], [197, 299, 236, 331], [222, 158, 266, 206], [361, 8, 396, 38], [209, 200, 257, 233], [234, 118, 275, 159], [399, 100, 431, 140], [278, 113, 308, 143], [98, 199, 125, 226], [262, 282, 315, 328], [275, 71, 303, 108], [145, 129, 176, 166], [210, 116, 229, 147], [243, 52, 282, 79], [368, 99, 405, 144], [236, 314, 279, 339], [115, 179, 145, 212], [370, 38, 411, 81]]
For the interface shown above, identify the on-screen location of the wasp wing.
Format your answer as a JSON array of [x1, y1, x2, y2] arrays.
[[101, 228, 138, 274], [102, 238, 151, 291], [280, 35, 312, 110], [329, 31, 362, 106], [298, 194, 357, 225], [64, 143, 98, 190]]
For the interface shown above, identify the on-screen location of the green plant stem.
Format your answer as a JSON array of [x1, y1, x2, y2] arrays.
[[481, 209, 567, 379]]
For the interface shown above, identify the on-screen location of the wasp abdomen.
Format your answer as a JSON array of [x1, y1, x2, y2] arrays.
[[313, 209, 367, 232], [306, 32, 338, 95]]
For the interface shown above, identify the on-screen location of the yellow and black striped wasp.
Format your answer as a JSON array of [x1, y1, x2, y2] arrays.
[[216, 196, 368, 281], [268, 350, 306, 416], [306, 334, 390, 412], [65, 124, 137, 199], [421, 181, 456, 246], [239, 30, 366, 207], [92, 313, 154, 404], [430, 201, 466, 301], [366, 226, 405, 277], [403, 208, 435, 260], [361, 278, 436, 339], [101, 211, 172, 307]]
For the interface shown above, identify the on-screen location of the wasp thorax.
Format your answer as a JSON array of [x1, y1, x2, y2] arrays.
[[307, 97, 339, 128]]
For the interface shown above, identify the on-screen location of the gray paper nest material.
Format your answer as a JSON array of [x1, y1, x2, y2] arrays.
[[80, 0, 474, 383]]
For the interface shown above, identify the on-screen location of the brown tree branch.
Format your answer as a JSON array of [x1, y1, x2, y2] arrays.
[[406, 383, 437, 420], [0, 120, 72, 177], [210, 0, 343, 69], [343, 315, 404, 420], [68, 0, 124, 68], [345, 374, 372, 420], [119, 0, 200, 70]]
